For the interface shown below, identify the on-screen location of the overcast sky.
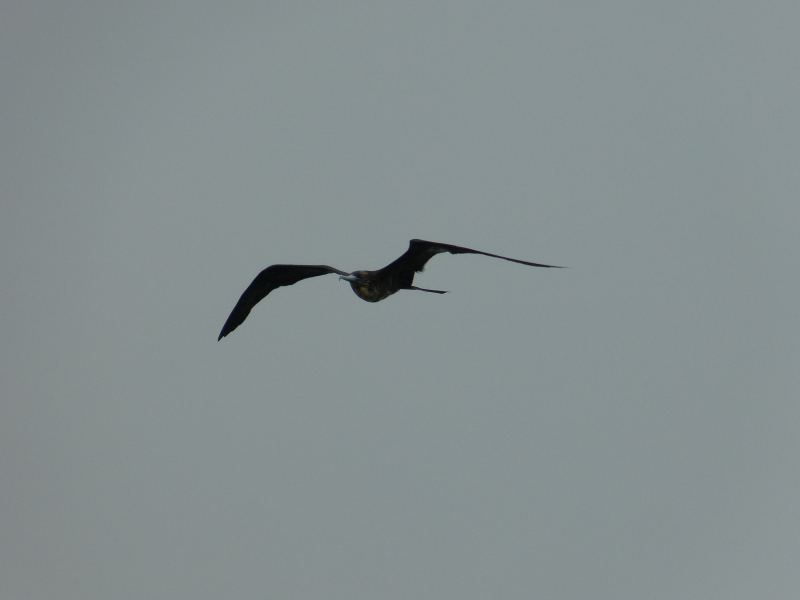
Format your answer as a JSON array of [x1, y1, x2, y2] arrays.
[[2, 2, 799, 599]]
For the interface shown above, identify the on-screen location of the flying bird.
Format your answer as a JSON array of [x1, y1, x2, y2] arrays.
[[218, 239, 562, 340]]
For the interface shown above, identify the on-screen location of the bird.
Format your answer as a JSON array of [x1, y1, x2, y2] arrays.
[[218, 239, 562, 340]]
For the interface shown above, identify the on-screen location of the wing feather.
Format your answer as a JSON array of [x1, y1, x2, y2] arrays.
[[379, 239, 562, 278], [218, 264, 348, 340]]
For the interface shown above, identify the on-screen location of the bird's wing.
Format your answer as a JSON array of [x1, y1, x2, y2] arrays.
[[378, 239, 563, 276], [218, 264, 349, 340]]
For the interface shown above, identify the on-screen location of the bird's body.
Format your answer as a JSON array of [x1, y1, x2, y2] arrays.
[[218, 239, 561, 340], [343, 270, 398, 303], [341, 268, 447, 303]]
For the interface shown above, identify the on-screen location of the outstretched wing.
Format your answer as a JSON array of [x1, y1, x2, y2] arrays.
[[218, 264, 348, 340], [378, 239, 562, 279]]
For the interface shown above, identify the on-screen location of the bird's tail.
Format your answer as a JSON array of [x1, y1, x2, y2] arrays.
[[408, 286, 448, 294]]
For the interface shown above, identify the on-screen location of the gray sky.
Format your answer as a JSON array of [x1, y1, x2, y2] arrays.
[[2, 2, 799, 598]]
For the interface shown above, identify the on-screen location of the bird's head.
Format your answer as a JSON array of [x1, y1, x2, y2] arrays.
[[339, 271, 366, 283]]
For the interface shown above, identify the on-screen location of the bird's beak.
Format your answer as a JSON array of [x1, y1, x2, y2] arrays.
[[339, 274, 357, 282]]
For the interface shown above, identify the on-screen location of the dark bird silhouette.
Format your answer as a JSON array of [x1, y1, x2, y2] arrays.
[[218, 239, 562, 340]]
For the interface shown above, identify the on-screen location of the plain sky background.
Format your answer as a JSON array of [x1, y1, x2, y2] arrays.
[[2, 2, 799, 598]]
